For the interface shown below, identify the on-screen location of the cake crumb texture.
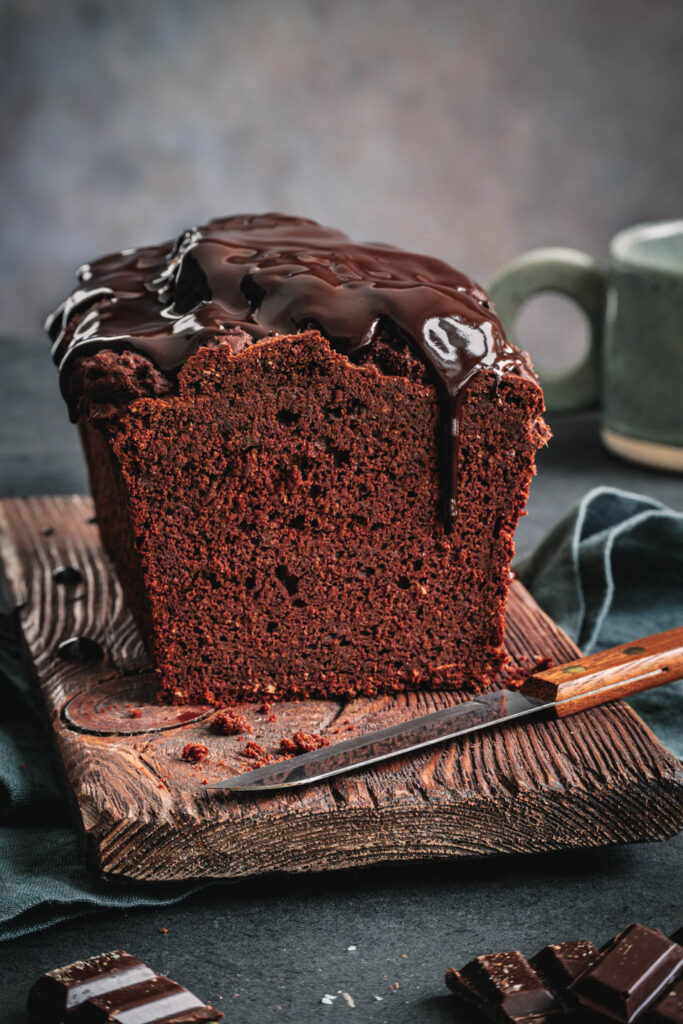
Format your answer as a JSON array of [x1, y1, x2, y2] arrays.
[[181, 742, 210, 763], [280, 730, 331, 754], [83, 327, 547, 704]]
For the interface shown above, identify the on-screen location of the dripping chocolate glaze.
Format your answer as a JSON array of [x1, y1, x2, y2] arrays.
[[47, 213, 537, 526]]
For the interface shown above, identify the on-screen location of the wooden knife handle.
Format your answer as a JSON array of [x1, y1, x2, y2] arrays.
[[520, 627, 683, 717]]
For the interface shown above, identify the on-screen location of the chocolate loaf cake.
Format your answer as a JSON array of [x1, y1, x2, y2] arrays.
[[48, 213, 549, 704]]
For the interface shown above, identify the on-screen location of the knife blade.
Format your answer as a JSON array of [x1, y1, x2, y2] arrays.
[[208, 625, 683, 793], [209, 688, 550, 792]]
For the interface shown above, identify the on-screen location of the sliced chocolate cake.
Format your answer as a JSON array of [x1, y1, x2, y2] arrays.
[[48, 213, 549, 704]]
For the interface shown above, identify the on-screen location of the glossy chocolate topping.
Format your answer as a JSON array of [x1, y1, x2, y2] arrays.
[[48, 213, 536, 525]]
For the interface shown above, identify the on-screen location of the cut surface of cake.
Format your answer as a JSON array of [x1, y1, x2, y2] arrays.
[[48, 213, 549, 704]]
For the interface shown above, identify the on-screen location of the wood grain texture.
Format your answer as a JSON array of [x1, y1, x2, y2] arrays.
[[1, 495, 682, 882], [523, 628, 683, 716]]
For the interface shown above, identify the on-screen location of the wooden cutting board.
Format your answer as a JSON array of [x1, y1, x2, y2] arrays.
[[1, 495, 682, 882]]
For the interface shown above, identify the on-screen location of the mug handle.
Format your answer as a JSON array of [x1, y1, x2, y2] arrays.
[[487, 247, 607, 412]]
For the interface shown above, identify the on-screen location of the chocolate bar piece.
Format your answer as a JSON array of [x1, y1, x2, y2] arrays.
[[71, 975, 219, 1023], [571, 924, 683, 1023], [446, 951, 562, 1023], [27, 953, 156, 1023], [531, 941, 601, 999], [645, 979, 683, 1024], [27, 951, 222, 1023]]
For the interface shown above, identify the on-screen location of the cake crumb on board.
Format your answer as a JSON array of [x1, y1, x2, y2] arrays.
[[181, 742, 209, 763]]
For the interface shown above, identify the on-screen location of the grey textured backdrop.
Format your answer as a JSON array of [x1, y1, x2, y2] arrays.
[[2, 0, 682, 338], [1, 0, 682, 529]]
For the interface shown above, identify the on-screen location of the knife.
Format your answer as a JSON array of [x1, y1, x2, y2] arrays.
[[209, 626, 683, 793]]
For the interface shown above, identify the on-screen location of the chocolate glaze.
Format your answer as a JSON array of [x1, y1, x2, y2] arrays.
[[47, 213, 536, 526]]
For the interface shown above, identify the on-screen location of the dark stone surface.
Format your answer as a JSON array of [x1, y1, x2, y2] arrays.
[[2, 0, 683, 370], [1, 330, 682, 1020], [3, 840, 683, 1023]]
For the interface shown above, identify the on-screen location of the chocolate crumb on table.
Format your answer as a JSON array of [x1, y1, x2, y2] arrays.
[[27, 949, 222, 1022], [213, 709, 253, 735], [181, 742, 210, 764], [279, 730, 330, 754], [446, 924, 683, 1024]]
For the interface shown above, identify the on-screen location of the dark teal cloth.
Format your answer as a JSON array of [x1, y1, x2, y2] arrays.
[[1, 486, 681, 942], [515, 486, 683, 759], [0, 613, 201, 942]]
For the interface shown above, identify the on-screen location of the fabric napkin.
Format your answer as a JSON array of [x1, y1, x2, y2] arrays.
[[1, 485, 681, 942], [515, 486, 683, 760]]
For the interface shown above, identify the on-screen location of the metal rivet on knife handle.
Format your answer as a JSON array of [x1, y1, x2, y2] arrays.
[[520, 626, 683, 718]]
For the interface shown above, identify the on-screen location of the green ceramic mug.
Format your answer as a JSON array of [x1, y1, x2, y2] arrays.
[[488, 219, 683, 472]]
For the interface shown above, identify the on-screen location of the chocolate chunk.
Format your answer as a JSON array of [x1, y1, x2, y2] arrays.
[[70, 975, 220, 1022], [645, 979, 683, 1024], [531, 940, 600, 998], [448, 951, 562, 1023], [27, 951, 156, 1022], [57, 636, 103, 662], [53, 566, 84, 585], [571, 924, 683, 1023], [446, 965, 489, 1006], [27, 950, 222, 1023]]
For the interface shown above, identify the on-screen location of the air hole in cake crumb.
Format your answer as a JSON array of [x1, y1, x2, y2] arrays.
[[397, 576, 410, 590], [266, 621, 278, 633], [348, 398, 366, 415], [275, 564, 299, 596], [245, 575, 256, 591], [276, 408, 300, 427], [325, 405, 342, 420], [492, 516, 503, 539], [413, 558, 423, 571], [293, 598, 306, 608], [332, 448, 351, 468], [290, 514, 306, 529], [310, 484, 323, 499]]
